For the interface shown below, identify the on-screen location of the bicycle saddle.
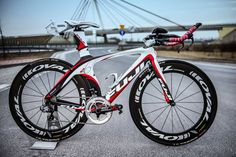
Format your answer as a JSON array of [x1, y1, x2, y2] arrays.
[[65, 20, 99, 29], [152, 27, 168, 34]]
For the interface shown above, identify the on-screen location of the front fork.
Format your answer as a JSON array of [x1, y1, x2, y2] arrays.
[[150, 58, 176, 106]]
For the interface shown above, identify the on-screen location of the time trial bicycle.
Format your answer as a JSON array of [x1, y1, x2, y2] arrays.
[[9, 21, 217, 146]]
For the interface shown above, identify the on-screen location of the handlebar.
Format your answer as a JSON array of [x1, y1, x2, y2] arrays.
[[144, 23, 202, 48], [164, 23, 201, 44]]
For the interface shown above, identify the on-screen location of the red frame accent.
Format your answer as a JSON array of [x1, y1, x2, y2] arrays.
[[108, 54, 169, 103], [80, 74, 99, 87], [75, 35, 87, 51]]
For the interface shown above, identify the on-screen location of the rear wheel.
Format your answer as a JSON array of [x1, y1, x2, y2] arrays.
[[129, 60, 217, 145], [9, 58, 89, 141]]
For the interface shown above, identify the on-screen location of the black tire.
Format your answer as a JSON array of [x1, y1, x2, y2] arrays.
[[129, 60, 217, 146], [9, 58, 90, 141]]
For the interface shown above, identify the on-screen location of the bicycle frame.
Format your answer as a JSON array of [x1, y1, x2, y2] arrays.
[[45, 30, 174, 108]]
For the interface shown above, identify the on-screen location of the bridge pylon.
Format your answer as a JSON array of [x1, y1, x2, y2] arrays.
[[219, 26, 236, 43]]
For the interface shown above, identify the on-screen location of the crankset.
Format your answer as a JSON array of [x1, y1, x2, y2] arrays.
[[85, 97, 123, 125]]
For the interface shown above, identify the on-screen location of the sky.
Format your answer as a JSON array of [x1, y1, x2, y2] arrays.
[[0, 0, 236, 40]]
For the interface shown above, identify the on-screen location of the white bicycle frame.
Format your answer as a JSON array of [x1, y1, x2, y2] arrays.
[[47, 28, 174, 106]]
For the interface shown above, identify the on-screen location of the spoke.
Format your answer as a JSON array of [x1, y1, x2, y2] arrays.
[[36, 111, 43, 125], [151, 106, 169, 125], [161, 106, 171, 131], [60, 96, 80, 99], [44, 119, 47, 129], [57, 113, 63, 127], [29, 109, 41, 120], [176, 101, 203, 104], [58, 110, 72, 122], [175, 81, 194, 100], [174, 75, 184, 99], [60, 96, 90, 99], [176, 91, 201, 102], [171, 73, 173, 94], [176, 106, 195, 125], [56, 120, 72, 123], [38, 74, 49, 93], [31, 79, 44, 96], [173, 107, 185, 131], [144, 92, 165, 101], [144, 106, 168, 115], [60, 88, 77, 98], [24, 106, 40, 112], [150, 82, 163, 95], [63, 107, 76, 115], [176, 105, 202, 115], [47, 72, 51, 90], [22, 93, 43, 98], [22, 100, 42, 104], [53, 71, 57, 86], [171, 107, 174, 133], [25, 85, 44, 96], [142, 102, 166, 105]]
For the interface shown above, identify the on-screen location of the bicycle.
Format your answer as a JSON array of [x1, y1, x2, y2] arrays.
[[9, 21, 217, 146]]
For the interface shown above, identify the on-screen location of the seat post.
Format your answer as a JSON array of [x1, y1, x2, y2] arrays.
[[73, 30, 91, 57]]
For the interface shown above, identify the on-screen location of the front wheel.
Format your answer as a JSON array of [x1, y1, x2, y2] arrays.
[[129, 60, 217, 146]]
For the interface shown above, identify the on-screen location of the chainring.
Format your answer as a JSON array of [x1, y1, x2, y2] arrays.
[[85, 97, 112, 124]]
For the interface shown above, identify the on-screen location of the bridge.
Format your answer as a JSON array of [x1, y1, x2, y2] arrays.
[[1, 0, 236, 47], [95, 23, 236, 35]]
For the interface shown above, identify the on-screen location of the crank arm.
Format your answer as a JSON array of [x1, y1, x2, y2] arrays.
[[90, 104, 123, 114]]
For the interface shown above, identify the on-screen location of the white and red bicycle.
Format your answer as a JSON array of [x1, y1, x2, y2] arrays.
[[9, 21, 217, 146]]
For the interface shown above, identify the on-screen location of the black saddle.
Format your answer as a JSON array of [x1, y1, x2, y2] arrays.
[[144, 27, 179, 40], [152, 27, 168, 34]]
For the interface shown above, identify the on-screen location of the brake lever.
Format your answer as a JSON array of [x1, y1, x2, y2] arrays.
[[177, 42, 184, 53], [188, 37, 194, 49], [185, 34, 194, 50]]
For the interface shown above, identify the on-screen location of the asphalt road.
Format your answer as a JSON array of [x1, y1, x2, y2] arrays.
[[0, 47, 236, 157]]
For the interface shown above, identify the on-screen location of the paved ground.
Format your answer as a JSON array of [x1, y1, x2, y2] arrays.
[[0, 47, 236, 157]]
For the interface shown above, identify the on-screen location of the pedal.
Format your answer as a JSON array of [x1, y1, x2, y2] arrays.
[[112, 104, 123, 114]]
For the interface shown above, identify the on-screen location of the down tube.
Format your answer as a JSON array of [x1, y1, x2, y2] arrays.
[[106, 54, 158, 103]]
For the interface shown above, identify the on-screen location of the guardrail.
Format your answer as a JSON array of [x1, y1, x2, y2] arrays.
[[0, 44, 75, 54]]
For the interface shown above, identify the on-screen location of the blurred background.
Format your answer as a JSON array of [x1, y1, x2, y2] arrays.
[[0, 1, 236, 157], [0, 0, 236, 60]]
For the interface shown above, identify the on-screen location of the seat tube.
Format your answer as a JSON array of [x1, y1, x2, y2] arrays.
[[74, 30, 91, 57]]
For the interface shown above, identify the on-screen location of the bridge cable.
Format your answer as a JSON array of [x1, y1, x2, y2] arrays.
[[71, 0, 84, 20], [77, 0, 90, 20], [97, 0, 119, 27], [111, 0, 159, 26], [94, 0, 104, 29], [120, 0, 187, 30], [75, 0, 89, 21], [73, 0, 87, 20], [80, 0, 92, 20], [104, 0, 141, 27], [98, 0, 121, 25], [105, 0, 141, 27], [91, 0, 96, 23]]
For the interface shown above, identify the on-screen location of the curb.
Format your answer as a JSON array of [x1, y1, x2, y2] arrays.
[[0, 61, 32, 69]]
